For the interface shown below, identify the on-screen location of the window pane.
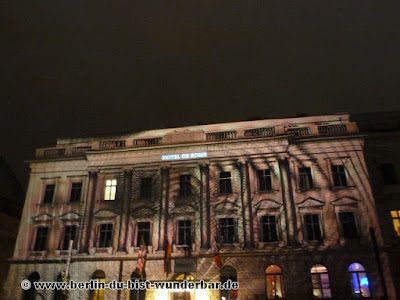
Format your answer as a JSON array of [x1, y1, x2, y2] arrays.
[[179, 175, 192, 196], [43, 184, 55, 203], [70, 182, 82, 202], [258, 169, 272, 191], [332, 165, 348, 187], [137, 222, 150, 246], [99, 224, 113, 248], [381, 163, 397, 185], [339, 212, 358, 239], [104, 179, 117, 200], [63, 225, 77, 250], [140, 178, 152, 198], [219, 172, 232, 194], [34, 227, 48, 251], [262, 215, 278, 242], [299, 167, 313, 190], [304, 214, 322, 241], [220, 218, 235, 243]]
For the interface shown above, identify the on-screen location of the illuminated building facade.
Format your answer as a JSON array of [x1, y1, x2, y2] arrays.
[[5, 113, 397, 299]]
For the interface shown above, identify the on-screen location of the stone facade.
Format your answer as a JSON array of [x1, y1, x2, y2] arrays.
[[4, 114, 397, 300]]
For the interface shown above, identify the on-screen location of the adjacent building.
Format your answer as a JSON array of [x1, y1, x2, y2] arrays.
[[4, 113, 397, 299]]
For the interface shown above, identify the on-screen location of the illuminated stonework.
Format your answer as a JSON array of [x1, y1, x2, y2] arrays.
[[4, 113, 398, 299]]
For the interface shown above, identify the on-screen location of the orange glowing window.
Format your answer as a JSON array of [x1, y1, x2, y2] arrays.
[[391, 210, 400, 237]]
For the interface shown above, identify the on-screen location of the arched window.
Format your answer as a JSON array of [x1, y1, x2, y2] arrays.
[[348, 263, 370, 297], [130, 270, 146, 300], [220, 266, 238, 300], [265, 265, 284, 299], [90, 270, 106, 300], [54, 273, 68, 300], [23, 272, 40, 300], [172, 273, 195, 300], [310, 264, 331, 298]]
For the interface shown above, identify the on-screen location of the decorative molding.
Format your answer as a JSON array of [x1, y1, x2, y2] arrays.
[[93, 209, 119, 219], [59, 211, 82, 221], [32, 213, 54, 223], [298, 197, 325, 208], [331, 196, 361, 207]]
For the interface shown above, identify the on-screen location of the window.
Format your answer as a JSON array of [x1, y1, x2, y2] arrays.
[[98, 224, 113, 248], [23, 272, 40, 300], [304, 214, 322, 241], [311, 264, 331, 299], [140, 177, 152, 198], [69, 182, 82, 202], [179, 174, 192, 196], [219, 172, 232, 194], [34, 227, 49, 251], [258, 169, 272, 191], [390, 210, 400, 237], [43, 184, 55, 204], [381, 163, 397, 185], [90, 270, 105, 300], [220, 218, 236, 244], [265, 265, 284, 299], [339, 212, 358, 239], [137, 222, 151, 246], [299, 167, 313, 190], [131, 270, 146, 300], [221, 266, 238, 300], [332, 165, 347, 187], [62, 225, 77, 250], [348, 263, 370, 297], [53, 273, 65, 300], [261, 215, 278, 242], [104, 179, 117, 201], [177, 220, 192, 246]]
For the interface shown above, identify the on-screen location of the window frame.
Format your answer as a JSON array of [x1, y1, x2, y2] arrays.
[[69, 182, 83, 203], [303, 214, 323, 241], [177, 220, 192, 246], [42, 183, 56, 204], [348, 263, 371, 298], [61, 225, 78, 250], [390, 210, 400, 237], [97, 223, 114, 248], [219, 171, 233, 194], [104, 178, 117, 201], [310, 264, 332, 299], [257, 169, 272, 192], [140, 177, 152, 198], [136, 222, 151, 247], [219, 217, 237, 244], [33, 226, 49, 251], [179, 174, 192, 196], [338, 211, 359, 239], [381, 163, 398, 185], [331, 165, 348, 188], [265, 265, 284, 299], [298, 167, 314, 190], [260, 215, 279, 242]]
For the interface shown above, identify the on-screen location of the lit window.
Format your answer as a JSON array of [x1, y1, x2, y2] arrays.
[[179, 174, 192, 196], [332, 165, 348, 187], [43, 184, 55, 204], [62, 225, 77, 250], [390, 210, 400, 237], [69, 182, 82, 202], [34, 227, 49, 251], [137, 222, 151, 246], [104, 179, 117, 201], [348, 263, 370, 297], [304, 214, 323, 241], [381, 163, 397, 185], [299, 167, 313, 190], [339, 212, 358, 239], [265, 265, 284, 299], [90, 270, 105, 300], [219, 172, 232, 194], [261, 215, 278, 242], [177, 220, 192, 246], [98, 224, 113, 248], [131, 270, 146, 300], [311, 264, 331, 299], [258, 169, 272, 191], [140, 177, 152, 198], [220, 218, 236, 244], [221, 266, 238, 300]]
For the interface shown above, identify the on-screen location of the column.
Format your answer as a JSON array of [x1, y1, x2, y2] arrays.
[[118, 169, 132, 252], [158, 166, 170, 250], [200, 163, 211, 248], [80, 171, 98, 253], [278, 158, 297, 244]]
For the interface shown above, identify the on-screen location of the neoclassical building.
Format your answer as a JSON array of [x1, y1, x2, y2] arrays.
[[5, 113, 397, 299]]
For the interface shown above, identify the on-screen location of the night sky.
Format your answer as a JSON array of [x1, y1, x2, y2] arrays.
[[1, 1, 400, 189]]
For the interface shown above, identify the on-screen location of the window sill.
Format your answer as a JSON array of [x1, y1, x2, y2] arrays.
[[37, 203, 55, 207], [64, 201, 82, 205], [296, 187, 320, 193], [330, 185, 355, 191], [90, 247, 113, 255], [255, 190, 279, 194], [55, 249, 78, 256], [30, 251, 48, 257]]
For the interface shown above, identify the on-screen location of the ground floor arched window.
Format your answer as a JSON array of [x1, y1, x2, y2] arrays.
[[220, 266, 238, 300], [130, 270, 146, 300], [23, 271, 40, 300], [266, 265, 284, 299], [90, 270, 106, 300], [348, 263, 370, 297], [310, 264, 331, 298]]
